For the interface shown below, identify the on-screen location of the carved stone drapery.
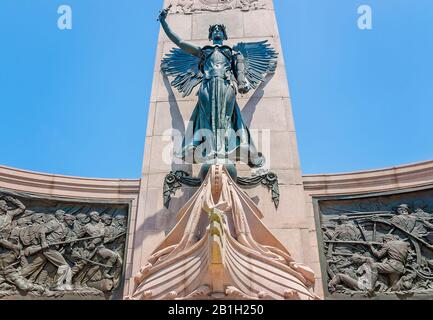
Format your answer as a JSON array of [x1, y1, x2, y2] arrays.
[[129, 165, 318, 300], [163, 171, 202, 209], [170, 0, 267, 14], [316, 188, 433, 299], [0, 192, 128, 299], [237, 172, 280, 209]]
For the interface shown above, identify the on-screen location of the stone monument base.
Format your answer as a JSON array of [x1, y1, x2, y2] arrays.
[[129, 165, 319, 300]]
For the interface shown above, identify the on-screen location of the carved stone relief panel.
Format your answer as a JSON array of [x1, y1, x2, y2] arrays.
[[170, 0, 266, 14], [315, 187, 433, 299], [0, 191, 129, 300]]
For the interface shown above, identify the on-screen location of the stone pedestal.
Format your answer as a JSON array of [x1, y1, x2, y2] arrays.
[[128, 0, 323, 298], [129, 165, 319, 300]]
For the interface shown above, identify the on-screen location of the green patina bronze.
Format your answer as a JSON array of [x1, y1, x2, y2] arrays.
[[159, 6, 278, 168]]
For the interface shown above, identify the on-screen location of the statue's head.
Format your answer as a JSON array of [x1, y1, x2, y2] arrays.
[[55, 209, 66, 222], [114, 215, 127, 228], [89, 211, 101, 222], [208, 24, 228, 43], [397, 204, 410, 216], [76, 213, 90, 225], [64, 214, 75, 227], [101, 214, 113, 226]]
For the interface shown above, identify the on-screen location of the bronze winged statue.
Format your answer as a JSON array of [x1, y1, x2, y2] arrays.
[[159, 6, 278, 168]]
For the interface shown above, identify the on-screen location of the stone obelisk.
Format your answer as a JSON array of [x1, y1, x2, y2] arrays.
[[127, 0, 323, 298]]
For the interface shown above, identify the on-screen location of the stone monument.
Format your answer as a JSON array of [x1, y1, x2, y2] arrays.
[[127, 0, 323, 299], [2, 0, 433, 301]]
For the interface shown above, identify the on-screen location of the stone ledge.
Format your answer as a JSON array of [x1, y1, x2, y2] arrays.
[[0, 165, 140, 199], [303, 159, 433, 195]]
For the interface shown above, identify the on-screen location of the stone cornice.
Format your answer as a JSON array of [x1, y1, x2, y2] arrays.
[[303, 160, 433, 196], [0, 165, 140, 200]]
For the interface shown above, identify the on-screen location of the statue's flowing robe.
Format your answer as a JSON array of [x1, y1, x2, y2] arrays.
[[177, 45, 264, 167]]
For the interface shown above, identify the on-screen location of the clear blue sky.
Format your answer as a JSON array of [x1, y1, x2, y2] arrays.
[[1, 0, 432, 178]]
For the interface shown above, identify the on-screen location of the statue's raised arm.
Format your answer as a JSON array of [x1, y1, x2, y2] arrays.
[[158, 6, 202, 57]]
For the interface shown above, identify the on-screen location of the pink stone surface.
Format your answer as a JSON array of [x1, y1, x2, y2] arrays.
[[129, 166, 319, 300]]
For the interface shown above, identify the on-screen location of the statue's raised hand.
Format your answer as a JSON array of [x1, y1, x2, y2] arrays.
[[158, 5, 172, 22]]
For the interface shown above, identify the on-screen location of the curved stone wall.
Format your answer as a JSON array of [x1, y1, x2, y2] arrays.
[[303, 160, 433, 196], [3, 159, 433, 299]]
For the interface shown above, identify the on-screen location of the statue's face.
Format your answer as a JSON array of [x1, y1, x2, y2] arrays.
[[64, 215, 75, 227], [397, 208, 409, 215], [211, 26, 224, 41], [90, 212, 100, 222], [102, 215, 112, 226], [118, 216, 127, 228], [55, 210, 65, 222]]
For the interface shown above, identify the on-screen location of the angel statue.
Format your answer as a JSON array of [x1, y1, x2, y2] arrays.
[[159, 6, 278, 168]]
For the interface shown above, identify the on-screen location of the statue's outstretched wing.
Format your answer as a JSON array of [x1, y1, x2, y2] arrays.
[[233, 40, 278, 89], [161, 48, 203, 97]]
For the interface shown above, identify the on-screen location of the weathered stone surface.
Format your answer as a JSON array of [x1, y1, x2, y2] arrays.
[[0, 193, 129, 300], [152, 101, 196, 137], [238, 97, 291, 132], [243, 9, 278, 37], [192, 11, 244, 40]]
